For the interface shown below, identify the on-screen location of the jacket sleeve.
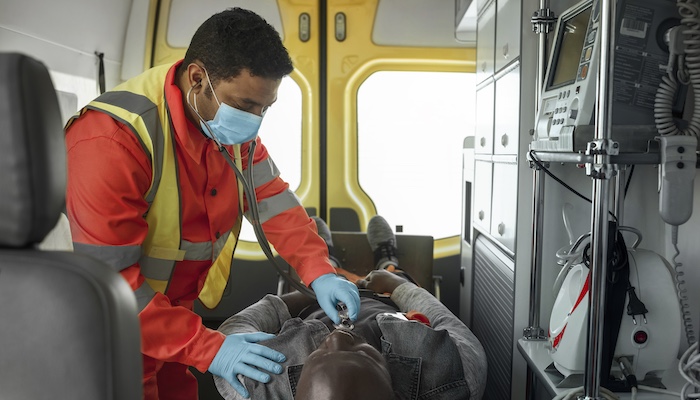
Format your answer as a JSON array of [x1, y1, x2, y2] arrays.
[[391, 283, 488, 400], [241, 139, 335, 286], [217, 294, 292, 335], [214, 295, 294, 400], [138, 290, 225, 372], [65, 110, 224, 373]]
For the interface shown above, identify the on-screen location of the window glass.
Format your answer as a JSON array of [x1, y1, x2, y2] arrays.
[[240, 76, 302, 241], [358, 71, 475, 239]]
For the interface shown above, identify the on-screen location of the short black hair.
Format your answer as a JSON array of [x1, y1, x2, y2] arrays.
[[181, 7, 293, 84]]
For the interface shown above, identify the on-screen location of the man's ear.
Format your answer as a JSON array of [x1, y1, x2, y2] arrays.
[[186, 63, 205, 91]]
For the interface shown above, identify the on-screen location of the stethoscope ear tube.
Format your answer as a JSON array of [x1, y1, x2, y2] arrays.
[[218, 141, 317, 299]]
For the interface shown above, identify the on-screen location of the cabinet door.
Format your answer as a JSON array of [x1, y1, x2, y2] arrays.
[[476, 1, 496, 85], [494, 63, 520, 155], [490, 162, 518, 252], [475, 82, 495, 155], [495, 0, 521, 72], [473, 160, 493, 233]]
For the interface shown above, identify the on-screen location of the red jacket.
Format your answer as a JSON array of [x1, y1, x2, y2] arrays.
[[65, 61, 334, 372]]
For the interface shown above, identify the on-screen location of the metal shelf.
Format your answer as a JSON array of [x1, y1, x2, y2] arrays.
[[527, 149, 661, 165], [517, 338, 684, 399]]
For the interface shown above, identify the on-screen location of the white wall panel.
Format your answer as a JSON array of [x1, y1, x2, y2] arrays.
[[0, 0, 131, 87], [166, 0, 283, 47], [374, 0, 474, 47]]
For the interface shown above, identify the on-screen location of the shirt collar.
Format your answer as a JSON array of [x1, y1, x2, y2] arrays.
[[165, 59, 210, 164]]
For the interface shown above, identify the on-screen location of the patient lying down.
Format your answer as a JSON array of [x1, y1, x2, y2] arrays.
[[214, 269, 487, 400]]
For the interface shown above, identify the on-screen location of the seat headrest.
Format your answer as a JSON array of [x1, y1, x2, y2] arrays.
[[0, 53, 66, 248]]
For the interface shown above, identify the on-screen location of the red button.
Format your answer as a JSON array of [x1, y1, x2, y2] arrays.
[[633, 330, 648, 344], [580, 64, 589, 79]]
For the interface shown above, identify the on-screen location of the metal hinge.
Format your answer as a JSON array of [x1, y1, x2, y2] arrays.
[[531, 8, 557, 34], [585, 139, 619, 179]]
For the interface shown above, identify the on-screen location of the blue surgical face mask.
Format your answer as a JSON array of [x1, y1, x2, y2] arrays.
[[188, 67, 263, 145]]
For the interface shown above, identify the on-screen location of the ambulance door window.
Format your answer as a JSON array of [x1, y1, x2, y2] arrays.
[[357, 70, 475, 239], [239, 76, 303, 241]]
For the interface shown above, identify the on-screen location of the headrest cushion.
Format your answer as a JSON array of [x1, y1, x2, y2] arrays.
[[0, 53, 66, 247]]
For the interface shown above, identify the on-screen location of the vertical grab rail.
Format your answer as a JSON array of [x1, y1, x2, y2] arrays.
[[525, 166, 546, 339], [525, 3, 556, 399], [524, 0, 555, 342], [583, 0, 617, 398]]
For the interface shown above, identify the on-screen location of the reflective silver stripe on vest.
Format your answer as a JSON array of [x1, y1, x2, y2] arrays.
[[212, 230, 231, 261], [246, 189, 302, 224], [251, 157, 280, 188], [134, 281, 157, 312], [138, 232, 231, 281], [73, 243, 142, 271], [139, 256, 175, 280], [179, 231, 230, 261], [180, 240, 211, 261], [86, 91, 165, 205]]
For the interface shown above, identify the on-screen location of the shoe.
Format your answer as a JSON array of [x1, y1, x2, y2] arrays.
[[312, 216, 340, 268], [367, 216, 398, 269]]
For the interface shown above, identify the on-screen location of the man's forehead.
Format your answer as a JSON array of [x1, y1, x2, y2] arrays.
[[216, 74, 279, 104]]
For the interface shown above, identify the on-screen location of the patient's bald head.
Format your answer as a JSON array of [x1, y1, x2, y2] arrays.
[[294, 329, 393, 400]]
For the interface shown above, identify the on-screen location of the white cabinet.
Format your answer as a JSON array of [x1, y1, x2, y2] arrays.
[[475, 81, 495, 155], [490, 162, 518, 252], [494, 63, 521, 155], [476, 1, 496, 85], [495, 0, 521, 73], [473, 160, 493, 233]]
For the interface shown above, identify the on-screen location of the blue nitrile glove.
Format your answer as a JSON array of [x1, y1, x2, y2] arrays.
[[310, 273, 361, 325], [208, 332, 286, 399]]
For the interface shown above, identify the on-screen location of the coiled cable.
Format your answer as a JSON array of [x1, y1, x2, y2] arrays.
[[679, 341, 700, 398], [654, 0, 700, 137], [672, 225, 697, 345]]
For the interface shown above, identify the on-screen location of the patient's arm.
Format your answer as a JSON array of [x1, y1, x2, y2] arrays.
[[217, 295, 293, 335], [394, 282, 487, 400], [356, 269, 406, 294], [361, 270, 487, 400], [217, 290, 319, 336], [279, 290, 318, 316]]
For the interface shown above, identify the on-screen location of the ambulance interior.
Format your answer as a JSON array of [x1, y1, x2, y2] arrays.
[[2, 0, 700, 399]]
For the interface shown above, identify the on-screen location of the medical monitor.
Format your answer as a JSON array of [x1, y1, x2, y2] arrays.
[[532, 0, 681, 153], [548, 6, 592, 91]]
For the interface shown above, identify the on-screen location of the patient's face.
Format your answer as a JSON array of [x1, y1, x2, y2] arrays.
[[294, 329, 393, 400]]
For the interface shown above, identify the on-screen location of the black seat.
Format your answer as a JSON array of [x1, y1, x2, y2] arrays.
[[0, 53, 142, 400]]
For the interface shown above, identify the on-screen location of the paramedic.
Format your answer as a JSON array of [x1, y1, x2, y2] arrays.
[[64, 7, 359, 400]]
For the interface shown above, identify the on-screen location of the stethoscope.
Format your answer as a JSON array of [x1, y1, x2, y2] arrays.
[[187, 82, 356, 329], [214, 122, 355, 329], [187, 81, 317, 299]]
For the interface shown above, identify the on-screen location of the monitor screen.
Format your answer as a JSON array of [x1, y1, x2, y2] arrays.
[[548, 6, 592, 90]]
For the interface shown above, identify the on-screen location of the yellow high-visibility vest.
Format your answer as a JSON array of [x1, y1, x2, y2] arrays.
[[67, 64, 240, 309]]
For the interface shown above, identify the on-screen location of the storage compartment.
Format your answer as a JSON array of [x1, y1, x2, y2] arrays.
[[495, 0, 521, 72], [494, 63, 521, 155], [490, 162, 518, 252], [473, 160, 493, 233], [476, 1, 496, 85], [475, 82, 495, 154]]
